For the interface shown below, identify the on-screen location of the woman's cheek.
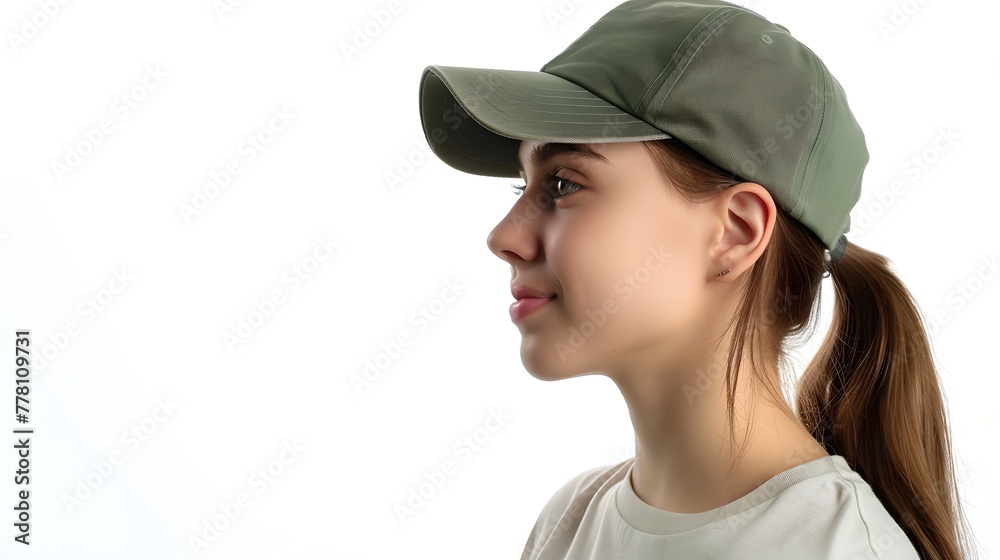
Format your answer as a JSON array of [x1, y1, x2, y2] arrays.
[[623, 254, 701, 333]]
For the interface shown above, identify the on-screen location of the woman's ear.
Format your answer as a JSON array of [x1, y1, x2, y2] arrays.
[[709, 182, 776, 280]]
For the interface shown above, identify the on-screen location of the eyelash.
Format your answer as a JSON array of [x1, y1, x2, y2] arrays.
[[510, 171, 584, 201]]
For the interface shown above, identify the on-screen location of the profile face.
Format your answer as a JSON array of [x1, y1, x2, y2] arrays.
[[486, 140, 718, 382]]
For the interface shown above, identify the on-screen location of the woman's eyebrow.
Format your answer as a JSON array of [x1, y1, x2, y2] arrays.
[[516, 142, 610, 174]]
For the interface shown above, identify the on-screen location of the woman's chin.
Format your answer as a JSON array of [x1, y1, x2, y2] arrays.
[[520, 345, 592, 381]]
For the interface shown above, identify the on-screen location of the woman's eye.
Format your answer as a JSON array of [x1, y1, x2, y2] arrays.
[[551, 176, 582, 199], [509, 174, 584, 201]]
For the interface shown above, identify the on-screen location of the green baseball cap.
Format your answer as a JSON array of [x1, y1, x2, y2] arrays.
[[418, 0, 868, 263]]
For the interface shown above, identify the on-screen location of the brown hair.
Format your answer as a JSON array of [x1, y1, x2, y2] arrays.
[[641, 137, 976, 560]]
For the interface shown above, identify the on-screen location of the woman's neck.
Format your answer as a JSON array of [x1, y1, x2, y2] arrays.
[[609, 353, 829, 514]]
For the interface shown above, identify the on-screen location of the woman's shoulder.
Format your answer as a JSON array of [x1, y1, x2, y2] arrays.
[[520, 457, 633, 554], [536, 457, 632, 515], [759, 455, 921, 559]]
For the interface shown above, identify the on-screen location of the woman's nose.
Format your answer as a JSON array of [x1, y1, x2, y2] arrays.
[[486, 196, 545, 264]]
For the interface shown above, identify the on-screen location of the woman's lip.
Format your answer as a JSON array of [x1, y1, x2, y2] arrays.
[[509, 296, 556, 323]]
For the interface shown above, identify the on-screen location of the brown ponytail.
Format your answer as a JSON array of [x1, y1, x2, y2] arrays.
[[797, 240, 976, 560], [642, 138, 977, 560]]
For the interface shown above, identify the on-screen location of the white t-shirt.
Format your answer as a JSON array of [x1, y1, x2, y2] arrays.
[[520, 454, 920, 559]]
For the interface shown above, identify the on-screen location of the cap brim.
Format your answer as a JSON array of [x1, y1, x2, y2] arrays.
[[419, 65, 671, 178]]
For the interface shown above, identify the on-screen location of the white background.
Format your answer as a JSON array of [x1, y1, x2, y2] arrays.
[[0, 0, 996, 558]]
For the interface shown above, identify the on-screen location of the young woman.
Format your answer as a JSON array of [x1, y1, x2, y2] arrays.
[[417, 1, 975, 558]]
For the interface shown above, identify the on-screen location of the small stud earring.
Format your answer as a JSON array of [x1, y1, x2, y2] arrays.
[[715, 268, 730, 277]]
